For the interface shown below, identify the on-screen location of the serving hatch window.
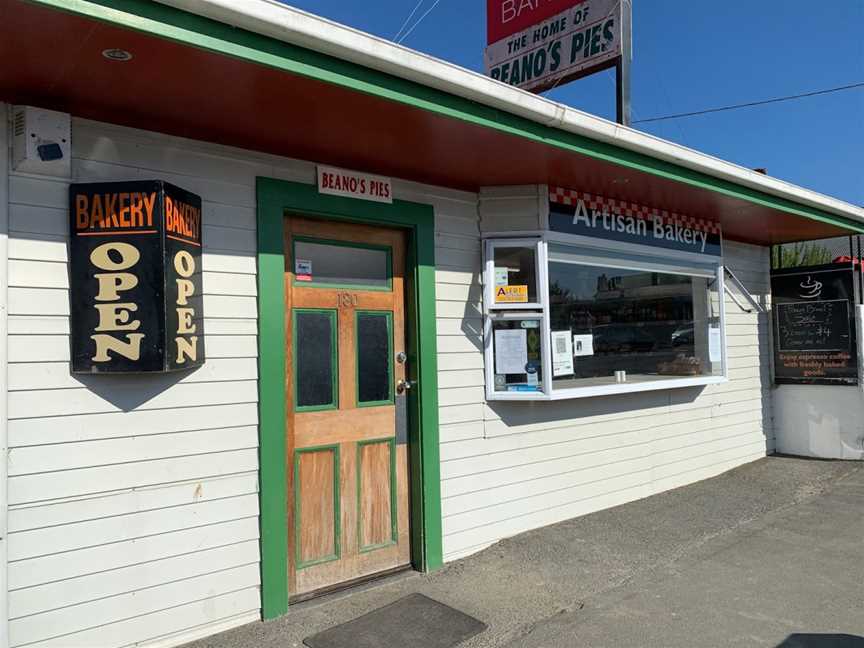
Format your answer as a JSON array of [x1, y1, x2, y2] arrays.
[[483, 236, 727, 401], [485, 239, 542, 309]]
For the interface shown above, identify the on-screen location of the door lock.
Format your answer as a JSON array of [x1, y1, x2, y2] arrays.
[[396, 352, 407, 364]]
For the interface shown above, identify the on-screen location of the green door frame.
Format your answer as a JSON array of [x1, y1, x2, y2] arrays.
[[256, 177, 443, 619]]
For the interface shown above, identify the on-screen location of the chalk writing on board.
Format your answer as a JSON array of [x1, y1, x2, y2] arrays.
[[776, 299, 850, 353]]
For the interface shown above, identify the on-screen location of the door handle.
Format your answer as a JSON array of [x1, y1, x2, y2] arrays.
[[396, 379, 415, 394]]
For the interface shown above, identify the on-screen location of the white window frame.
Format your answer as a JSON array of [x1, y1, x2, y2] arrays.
[[483, 231, 728, 401], [484, 237, 544, 310]]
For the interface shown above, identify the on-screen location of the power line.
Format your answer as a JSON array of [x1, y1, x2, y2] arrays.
[[393, 0, 425, 42], [633, 82, 864, 124], [397, 0, 443, 44]]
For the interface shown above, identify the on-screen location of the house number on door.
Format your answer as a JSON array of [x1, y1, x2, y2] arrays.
[[337, 292, 359, 308]]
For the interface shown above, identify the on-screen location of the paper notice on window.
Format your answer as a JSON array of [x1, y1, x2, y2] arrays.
[[495, 285, 528, 303], [551, 331, 574, 377], [709, 327, 722, 362], [494, 329, 527, 374], [573, 334, 594, 357], [494, 267, 509, 286], [295, 259, 312, 281]]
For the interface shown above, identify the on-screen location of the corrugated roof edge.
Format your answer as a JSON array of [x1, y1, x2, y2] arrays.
[[156, 0, 864, 224]]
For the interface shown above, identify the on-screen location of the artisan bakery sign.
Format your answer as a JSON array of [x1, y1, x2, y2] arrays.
[[69, 181, 205, 373], [548, 187, 723, 256]]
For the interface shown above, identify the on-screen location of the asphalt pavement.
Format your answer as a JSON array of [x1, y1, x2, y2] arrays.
[[184, 456, 864, 648]]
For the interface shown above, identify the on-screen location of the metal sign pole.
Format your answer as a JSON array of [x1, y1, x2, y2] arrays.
[[616, 0, 632, 126]]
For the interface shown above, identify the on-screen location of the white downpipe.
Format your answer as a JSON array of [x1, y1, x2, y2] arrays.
[[0, 101, 10, 648], [155, 0, 864, 226]]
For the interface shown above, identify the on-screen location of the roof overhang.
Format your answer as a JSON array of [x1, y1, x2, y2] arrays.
[[3, 0, 862, 245]]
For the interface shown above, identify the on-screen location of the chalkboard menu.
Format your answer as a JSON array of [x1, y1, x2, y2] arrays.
[[771, 264, 857, 385]]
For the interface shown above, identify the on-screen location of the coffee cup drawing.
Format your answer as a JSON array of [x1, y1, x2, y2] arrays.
[[799, 276, 822, 299]]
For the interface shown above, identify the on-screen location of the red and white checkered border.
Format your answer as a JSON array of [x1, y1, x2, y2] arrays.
[[549, 186, 721, 236]]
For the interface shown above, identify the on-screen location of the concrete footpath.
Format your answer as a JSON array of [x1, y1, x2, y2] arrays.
[[185, 457, 864, 648]]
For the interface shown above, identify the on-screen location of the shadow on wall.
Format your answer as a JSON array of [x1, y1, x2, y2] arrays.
[[459, 270, 483, 347], [776, 634, 864, 648], [76, 369, 199, 410], [489, 385, 707, 427]]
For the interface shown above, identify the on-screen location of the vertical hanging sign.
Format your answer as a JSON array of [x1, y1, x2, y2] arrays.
[[69, 180, 205, 373]]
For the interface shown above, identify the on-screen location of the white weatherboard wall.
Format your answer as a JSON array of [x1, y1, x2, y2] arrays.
[[6, 115, 263, 648], [3, 113, 479, 648], [1, 102, 11, 648], [437, 193, 776, 559], [5, 107, 777, 645]]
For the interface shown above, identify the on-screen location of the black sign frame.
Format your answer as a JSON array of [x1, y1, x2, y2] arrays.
[[69, 180, 205, 374], [771, 263, 858, 386]]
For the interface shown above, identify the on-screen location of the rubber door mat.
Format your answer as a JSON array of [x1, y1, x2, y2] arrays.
[[303, 593, 487, 648]]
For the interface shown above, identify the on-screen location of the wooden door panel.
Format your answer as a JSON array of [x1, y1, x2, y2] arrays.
[[286, 214, 410, 599], [295, 447, 339, 568], [358, 439, 396, 551], [294, 407, 395, 447]]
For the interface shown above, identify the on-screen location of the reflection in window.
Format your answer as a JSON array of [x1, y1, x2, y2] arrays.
[[295, 310, 337, 409], [357, 312, 393, 405], [549, 262, 722, 389], [491, 318, 544, 393], [492, 245, 538, 304], [294, 238, 391, 290]]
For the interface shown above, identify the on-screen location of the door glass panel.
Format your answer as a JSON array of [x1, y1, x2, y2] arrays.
[[295, 309, 337, 410], [294, 237, 391, 290], [356, 311, 393, 405]]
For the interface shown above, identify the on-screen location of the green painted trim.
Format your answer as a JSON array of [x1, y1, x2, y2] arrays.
[[292, 308, 339, 412], [255, 178, 288, 620], [28, 0, 864, 236], [256, 178, 443, 596], [291, 236, 393, 292], [355, 310, 395, 408], [356, 437, 398, 553], [294, 444, 342, 570]]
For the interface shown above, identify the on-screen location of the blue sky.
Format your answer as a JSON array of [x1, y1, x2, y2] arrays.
[[281, 1, 864, 206]]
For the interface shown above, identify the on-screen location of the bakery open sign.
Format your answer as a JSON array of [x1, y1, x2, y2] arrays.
[[69, 180, 205, 373], [485, 0, 623, 93]]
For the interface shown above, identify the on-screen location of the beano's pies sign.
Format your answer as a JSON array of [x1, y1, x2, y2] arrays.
[[485, 0, 622, 93]]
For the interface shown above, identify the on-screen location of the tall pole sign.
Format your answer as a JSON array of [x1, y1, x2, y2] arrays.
[[485, 0, 632, 126]]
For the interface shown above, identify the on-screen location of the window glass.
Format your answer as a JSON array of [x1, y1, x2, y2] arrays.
[[491, 318, 544, 393], [357, 312, 393, 405], [295, 310, 337, 409], [549, 260, 722, 390], [294, 238, 391, 290], [492, 245, 538, 305]]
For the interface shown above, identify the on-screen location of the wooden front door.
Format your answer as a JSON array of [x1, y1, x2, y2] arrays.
[[285, 215, 411, 599]]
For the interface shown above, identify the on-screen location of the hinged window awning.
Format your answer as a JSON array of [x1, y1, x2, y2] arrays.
[[4, 0, 863, 246]]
